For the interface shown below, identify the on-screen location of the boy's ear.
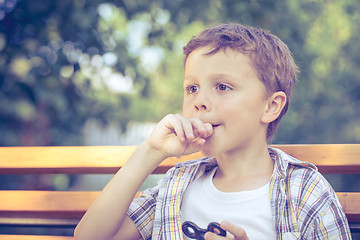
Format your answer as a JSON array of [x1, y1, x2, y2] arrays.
[[261, 91, 287, 124]]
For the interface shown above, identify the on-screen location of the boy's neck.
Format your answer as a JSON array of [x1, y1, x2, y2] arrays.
[[213, 143, 274, 192]]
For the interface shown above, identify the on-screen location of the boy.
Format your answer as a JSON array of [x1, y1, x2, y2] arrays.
[[75, 23, 351, 239]]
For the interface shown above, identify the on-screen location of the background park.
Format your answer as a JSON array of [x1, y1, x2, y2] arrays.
[[0, 0, 360, 236]]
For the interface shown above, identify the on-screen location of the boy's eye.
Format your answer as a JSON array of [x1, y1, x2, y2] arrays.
[[186, 85, 199, 94], [216, 83, 232, 91]]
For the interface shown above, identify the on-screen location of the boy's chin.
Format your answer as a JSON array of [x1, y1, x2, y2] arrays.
[[200, 145, 216, 158]]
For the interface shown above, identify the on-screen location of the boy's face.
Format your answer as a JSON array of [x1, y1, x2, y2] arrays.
[[183, 47, 271, 157]]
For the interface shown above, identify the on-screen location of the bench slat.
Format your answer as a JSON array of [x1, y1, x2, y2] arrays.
[[0, 191, 99, 220], [0, 217, 78, 227], [0, 146, 203, 174], [0, 144, 360, 174], [0, 190, 359, 226]]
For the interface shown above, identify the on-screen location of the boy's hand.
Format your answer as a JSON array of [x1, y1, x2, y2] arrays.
[[204, 221, 249, 240], [146, 114, 213, 160]]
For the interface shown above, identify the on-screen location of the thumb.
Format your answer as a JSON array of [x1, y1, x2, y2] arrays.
[[220, 221, 249, 240]]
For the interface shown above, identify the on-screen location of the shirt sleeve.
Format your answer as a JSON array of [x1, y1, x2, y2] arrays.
[[310, 195, 352, 239], [127, 185, 159, 239]]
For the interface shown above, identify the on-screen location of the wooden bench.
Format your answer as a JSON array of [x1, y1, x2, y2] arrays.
[[0, 144, 359, 239]]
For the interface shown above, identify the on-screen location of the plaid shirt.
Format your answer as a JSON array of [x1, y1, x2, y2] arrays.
[[128, 148, 351, 239]]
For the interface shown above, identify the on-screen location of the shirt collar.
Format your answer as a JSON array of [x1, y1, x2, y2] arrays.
[[269, 147, 318, 179], [175, 147, 317, 180]]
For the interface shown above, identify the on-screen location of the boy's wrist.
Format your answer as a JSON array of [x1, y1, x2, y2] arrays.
[[141, 140, 168, 163], [128, 140, 168, 174]]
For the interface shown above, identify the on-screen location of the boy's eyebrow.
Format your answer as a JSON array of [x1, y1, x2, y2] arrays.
[[183, 75, 202, 82], [183, 75, 193, 81], [210, 73, 239, 81], [184, 73, 240, 82]]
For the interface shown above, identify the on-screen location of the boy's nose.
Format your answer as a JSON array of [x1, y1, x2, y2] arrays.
[[194, 103, 207, 111], [194, 90, 211, 111]]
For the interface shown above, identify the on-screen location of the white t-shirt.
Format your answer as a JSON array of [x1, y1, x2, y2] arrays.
[[181, 167, 275, 240]]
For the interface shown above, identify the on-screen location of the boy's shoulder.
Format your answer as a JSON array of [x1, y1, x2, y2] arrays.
[[270, 147, 325, 185], [269, 147, 318, 174], [270, 147, 338, 204]]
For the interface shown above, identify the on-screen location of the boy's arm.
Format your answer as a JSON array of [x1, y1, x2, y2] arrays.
[[74, 141, 164, 240], [311, 200, 352, 239], [74, 114, 213, 240]]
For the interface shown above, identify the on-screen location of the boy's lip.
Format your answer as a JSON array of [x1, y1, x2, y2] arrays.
[[197, 118, 221, 129]]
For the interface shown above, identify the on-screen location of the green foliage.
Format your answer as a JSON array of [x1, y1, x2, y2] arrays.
[[1, 0, 360, 145]]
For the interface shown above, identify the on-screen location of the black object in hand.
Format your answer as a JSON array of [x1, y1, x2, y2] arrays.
[[182, 221, 226, 240]]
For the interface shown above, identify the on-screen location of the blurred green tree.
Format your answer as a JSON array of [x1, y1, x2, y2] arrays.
[[1, 0, 359, 146]]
